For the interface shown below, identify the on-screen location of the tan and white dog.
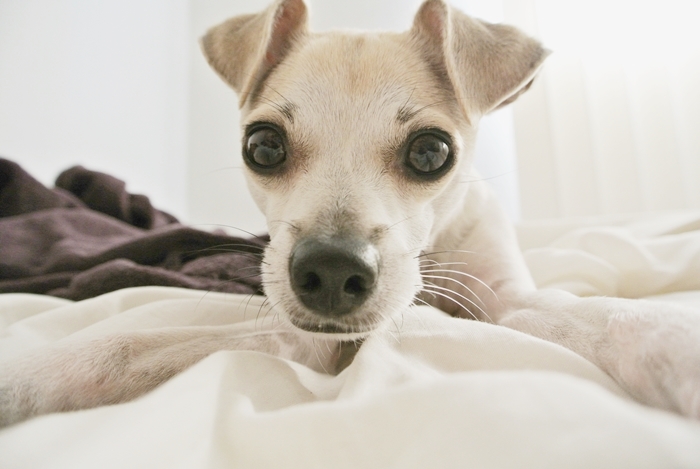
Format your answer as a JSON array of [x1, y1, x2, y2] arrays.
[[1, 0, 699, 427]]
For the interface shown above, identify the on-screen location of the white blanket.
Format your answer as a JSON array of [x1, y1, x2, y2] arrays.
[[2, 212, 700, 468]]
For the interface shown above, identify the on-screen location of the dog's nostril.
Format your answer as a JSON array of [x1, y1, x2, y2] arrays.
[[343, 275, 367, 295], [301, 272, 322, 292]]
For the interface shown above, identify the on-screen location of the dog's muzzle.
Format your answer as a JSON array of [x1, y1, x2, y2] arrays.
[[289, 237, 380, 318]]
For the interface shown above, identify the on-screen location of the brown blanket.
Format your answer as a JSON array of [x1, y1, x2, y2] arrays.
[[0, 159, 266, 300]]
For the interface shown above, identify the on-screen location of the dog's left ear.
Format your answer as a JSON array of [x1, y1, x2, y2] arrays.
[[200, 0, 308, 107], [411, 0, 549, 118]]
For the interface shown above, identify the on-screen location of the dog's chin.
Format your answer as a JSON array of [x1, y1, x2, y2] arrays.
[[287, 316, 377, 341]]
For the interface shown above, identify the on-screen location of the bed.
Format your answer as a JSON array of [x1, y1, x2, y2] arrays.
[[2, 210, 700, 468]]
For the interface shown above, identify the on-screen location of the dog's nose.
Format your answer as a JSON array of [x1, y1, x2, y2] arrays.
[[289, 237, 380, 317]]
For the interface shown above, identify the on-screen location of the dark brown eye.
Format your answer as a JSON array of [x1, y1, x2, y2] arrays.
[[245, 128, 286, 169], [406, 134, 450, 174]]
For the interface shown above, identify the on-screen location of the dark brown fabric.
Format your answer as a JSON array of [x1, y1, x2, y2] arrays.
[[0, 158, 267, 300]]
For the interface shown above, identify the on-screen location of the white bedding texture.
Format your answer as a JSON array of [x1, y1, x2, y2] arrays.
[[2, 212, 700, 468]]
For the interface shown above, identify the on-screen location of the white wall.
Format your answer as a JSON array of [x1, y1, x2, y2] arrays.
[[0, 0, 190, 219], [506, 0, 700, 219], [187, 0, 269, 235]]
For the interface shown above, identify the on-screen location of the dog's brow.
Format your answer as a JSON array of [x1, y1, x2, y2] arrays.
[[396, 87, 419, 124], [396, 99, 467, 126], [250, 89, 296, 123], [279, 101, 296, 124], [396, 104, 419, 124]]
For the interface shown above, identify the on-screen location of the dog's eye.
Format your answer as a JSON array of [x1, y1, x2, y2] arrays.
[[406, 134, 450, 174], [245, 128, 286, 169]]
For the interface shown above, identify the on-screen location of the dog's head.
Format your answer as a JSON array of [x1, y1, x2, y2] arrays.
[[202, 0, 547, 338]]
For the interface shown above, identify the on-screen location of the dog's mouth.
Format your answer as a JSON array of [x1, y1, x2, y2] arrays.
[[288, 316, 375, 336]]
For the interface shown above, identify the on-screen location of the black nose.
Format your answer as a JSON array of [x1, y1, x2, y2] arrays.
[[289, 237, 380, 317]]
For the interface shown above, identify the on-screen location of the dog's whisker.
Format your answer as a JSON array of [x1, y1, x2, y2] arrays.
[[195, 251, 266, 264], [410, 98, 458, 118], [194, 271, 264, 314], [257, 306, 271, 329], [252, 88, 294, 119], [194, 289, 219, 315], [255, 296, 272, 331], [197, 273, 264, 298], [209, 271, 265, 285], [386, 327, 401, 345], [257, 82, 293, 110], [261, 300, 283, 329], [236, 295, 252, 322], [418, 285, 438, 300], [420, 273, 486, 308], [402, 246, 429, 258], [259, 96, 287, 115], [403, 299, 430, 330], [419, 261, 470, 269], [197, 242, 265, 251], [388, 314, 403, 344], [420, 268, 499, 301], [418, 258, 440, 266], [412, 296, 433, 309], [311, 338, 330, 375], [224, 263, 263, 271], [425, 281, 493, 323], [421, 280, 493, 323], [398, 86, 415, 108], [203, 165, 246, 175], [385, 215, 417, 233], [457, 170, 516, 184], [266, 308, 287, 332], [238, 291, 260, 322], [259, 301, 273, 329], [261, 280, 283, 286], [415, 249, 477, 259], [268, 304, 287, 331], [267, 219, 301, 234], [182, 248, 265, 266], [190, 223, 269, 242], [420, 286, 480, 321], [185, 247, 264, 258], [407, 292, 442, 328]]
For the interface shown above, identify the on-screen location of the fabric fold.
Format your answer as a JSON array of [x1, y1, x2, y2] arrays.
[[0, 158, 266, 300]]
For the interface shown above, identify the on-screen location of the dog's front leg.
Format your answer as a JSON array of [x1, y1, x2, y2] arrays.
[[500, 290, 700, 417], [0, 326, 334, 427], [426, 181, 700, 417]]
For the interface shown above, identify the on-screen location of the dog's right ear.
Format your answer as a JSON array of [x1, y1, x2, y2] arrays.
[[200, 0, 308, 107], [411, 0, 549, 119]]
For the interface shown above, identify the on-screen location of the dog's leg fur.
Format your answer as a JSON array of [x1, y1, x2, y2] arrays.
[[0, 326, 339, 427], [426, 179, 700, 417]]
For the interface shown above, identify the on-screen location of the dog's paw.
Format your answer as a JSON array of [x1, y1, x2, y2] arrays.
[[0, 365, 38, 428], [0, 385, 18, 428], [608, 302, 700, 418]]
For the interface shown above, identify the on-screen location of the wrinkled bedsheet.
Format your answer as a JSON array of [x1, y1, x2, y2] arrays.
[[2, 211, 700, 468]]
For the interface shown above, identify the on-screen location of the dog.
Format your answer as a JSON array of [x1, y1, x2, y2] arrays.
[[1, 0, 699, 427]]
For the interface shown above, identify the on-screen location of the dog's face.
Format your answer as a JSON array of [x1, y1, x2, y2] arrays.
[[202, 0, 547, 338], [241, 33, 472, 337]]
